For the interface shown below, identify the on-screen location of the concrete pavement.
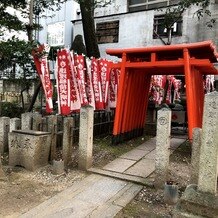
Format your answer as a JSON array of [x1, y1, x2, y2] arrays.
[[20, 136, 186, 218]]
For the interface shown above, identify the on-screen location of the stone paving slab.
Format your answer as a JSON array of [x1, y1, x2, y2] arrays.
[[103, 158, 136, 173], [124, 158, 155, 178], [136, 137, 156, 151], [120, 148, 151, 161], [170, 137, 186, 150], [144, 150, 156, 160], [20, 174, 142, 218]]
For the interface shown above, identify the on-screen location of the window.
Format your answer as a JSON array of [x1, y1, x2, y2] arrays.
[[153, 15, 182, 38], [96, 21, 119, 44], [129, 0, 180, 12], [47, 22, 65, 46]]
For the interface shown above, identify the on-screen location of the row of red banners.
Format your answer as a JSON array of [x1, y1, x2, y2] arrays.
[[32, 45, 120, 115]]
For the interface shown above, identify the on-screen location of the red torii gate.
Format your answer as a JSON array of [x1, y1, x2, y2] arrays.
[[106, 41, 218, 144]]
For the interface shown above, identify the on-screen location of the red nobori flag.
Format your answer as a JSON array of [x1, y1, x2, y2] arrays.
[[32, 44, 53, 113], [99, 59, 110, 108], [69, 52, 81, 112], [91, 58, 104, 110], [108, 68, 119, 108], [86, 58, 95, 109], [74, 55, 88, 107], [56, 49, 71, 115]]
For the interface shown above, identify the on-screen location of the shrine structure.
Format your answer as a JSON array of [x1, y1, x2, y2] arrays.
[[106, 41, 218, 144]]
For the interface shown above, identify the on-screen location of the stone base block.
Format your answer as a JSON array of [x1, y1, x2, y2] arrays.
[[9, 130, 51, 171], [173, 184, 218, 218]]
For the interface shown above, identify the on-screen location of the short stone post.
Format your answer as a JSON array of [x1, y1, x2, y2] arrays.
[[155, 107, 172, 189], [78, 106, 94, 170], [0, 117, 10, 154], [21, 112, 33, 130], [198, 92, 218, 194], [32, 113, 42, 131], [47, 115, 58, 161], [0, 158, 6, 180], [190, 128, 202, 184], [62, 117, 74, 167], [10, 118, 21, 132]]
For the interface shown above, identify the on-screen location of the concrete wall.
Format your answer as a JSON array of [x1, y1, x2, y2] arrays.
[[38, 1, 218, 59]]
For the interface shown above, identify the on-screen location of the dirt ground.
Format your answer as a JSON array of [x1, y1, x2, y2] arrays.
[[0, 135, 191, 218]]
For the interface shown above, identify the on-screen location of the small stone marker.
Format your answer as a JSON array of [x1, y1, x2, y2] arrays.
[[10, 118, 21, 132], [9, 130, 51, 171], [32, 113, 42, 131], [21, 112, 33, 130], [190, 128, 202, 184], [47, 115, 58, 161], [0, 117, 10, 154], [155, 107, 172, 189], [62, 117, 74, 167], [78, 106, 94, 170], [198, 91, 218, 194]]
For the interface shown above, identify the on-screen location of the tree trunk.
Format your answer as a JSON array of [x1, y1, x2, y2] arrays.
[[27, 82, 41, 112], [79, 0, 100, 58]]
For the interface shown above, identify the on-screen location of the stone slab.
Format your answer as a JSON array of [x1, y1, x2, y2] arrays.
[[21, 174, 137, 218], [88, 167, 153, 186], [136, 138, 156, 151], [120, 149, 150, 161], [144, 150, 156, 160], [170, 137, 186, 150], [124, 158, 155, 178], [103, 158, 136, 173]]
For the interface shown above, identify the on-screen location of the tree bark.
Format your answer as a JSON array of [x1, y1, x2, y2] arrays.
[[79, 0, 100, 58]]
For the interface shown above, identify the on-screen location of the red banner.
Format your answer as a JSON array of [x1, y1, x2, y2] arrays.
[[91, 58, 104, 110], [69, 52, 81, 112], [99, 59, 110, 109], [86, 58, 95, 109], [56, 49, 71, 115], [74, 55, 88, 107], [32, 44, 53, 113]]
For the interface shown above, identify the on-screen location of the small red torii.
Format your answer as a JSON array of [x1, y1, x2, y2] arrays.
[[106, 41, 218, 144]]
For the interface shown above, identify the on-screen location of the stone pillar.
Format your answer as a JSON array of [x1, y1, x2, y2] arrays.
[[47, 115, 58, 161], [190, 128, 202, 184], [198, 92, 218, 194], [155, 107, 172, 189], [62, 117, 74, 167], [21, 112, 33, 130], [78, 106, 94, 170], [32, 113, 42, 131], [10, 118, 21, 132], [0, 117, 10, 154], [0, 158, 6, 180]]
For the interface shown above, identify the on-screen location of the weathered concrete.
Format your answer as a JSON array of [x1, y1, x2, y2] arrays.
[[155, 107, 172, 189], [47, 115, 58, 161], [62, 117, 74, 167], [0, 158, 6, 180], [198, 92, 218, 194], [190, 128, 202, 185], [10, 118, 21, 132], [21, 112, 33, 130], [0, 117, 10, 154], [9, 130, 51, 171], [78, 106, 94, 170], [103, 158, 136, 173], [20, 174, 142, 218], [174, 184, 218, 218], [32, 113, 42, 131]]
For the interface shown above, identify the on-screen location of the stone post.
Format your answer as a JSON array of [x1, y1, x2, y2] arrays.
[[190, 128, 202, 184], [21, 112, 33, 130], [0, 157, 6, 180], [62, 117, 74, 167], [155, 107, 172, 189], [32, 113, 42, 131], [198, 92, 218, 194], [10, 118, 21, 132], [0, 117, 10, 154], [78, 106, 94, 170], [47, 115, 58, 161]]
